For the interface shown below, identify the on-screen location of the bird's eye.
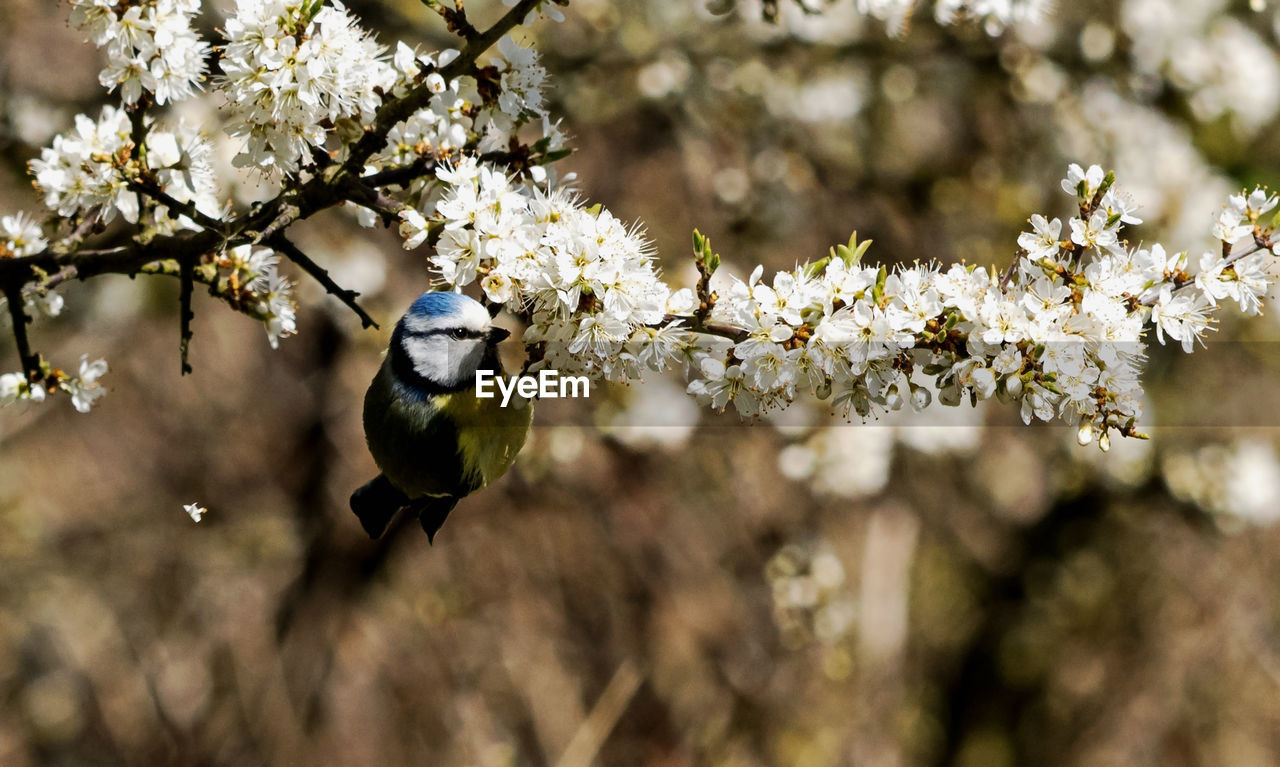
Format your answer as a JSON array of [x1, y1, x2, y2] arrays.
[[449, 328, 468, 340]]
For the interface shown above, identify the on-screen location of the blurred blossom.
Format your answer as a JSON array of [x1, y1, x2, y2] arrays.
[[777, 442, 817, 480], [1015, 58, 1066, 104], [20, 670, 85, 744], [806, 426, 894, 497], [1056, 83, 1233, 248], [891, 397, 984, 455], [1079, 21, 1116, 62], [766, 541, 859, 648], [788, 69, 868, 124], [1162, 438, 1280, 527], [7, 93, 67, 146], [548, 426, 587, 464], [636, 51, 692, 99], [712, 167, 751, 204], [760, 0, 868, 42], [602, 375, 699, 449], [1122, 0, 1280, 134]]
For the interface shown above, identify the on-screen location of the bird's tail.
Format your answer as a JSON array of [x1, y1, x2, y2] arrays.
[[350, 474, 409, 539], [408, 495, 460, 544]]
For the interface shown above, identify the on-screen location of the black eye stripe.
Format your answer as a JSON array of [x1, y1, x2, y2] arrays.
[[404, 327, 486, 340]]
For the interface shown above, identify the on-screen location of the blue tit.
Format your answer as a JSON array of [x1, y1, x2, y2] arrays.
[[350, 291, 532, 542]]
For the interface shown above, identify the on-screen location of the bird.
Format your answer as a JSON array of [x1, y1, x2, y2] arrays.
[[350, 291, 532, 542]]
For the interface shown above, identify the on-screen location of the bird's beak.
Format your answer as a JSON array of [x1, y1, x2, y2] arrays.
[[487, 326, 511, 344]]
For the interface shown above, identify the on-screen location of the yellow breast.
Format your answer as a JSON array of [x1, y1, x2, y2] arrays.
[[437, 387, 534, 488]]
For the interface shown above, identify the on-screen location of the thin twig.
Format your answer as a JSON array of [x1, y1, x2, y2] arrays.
[[26, 266, 79, 295], [420, 0, 479, 39], [359, 158, 439, 188], [342, 0, 544, 173], [1139, 238, 1273, 307], [51, 207, 104, 255], [127, 178, 227, 233], [343, 179, 410, 220], [2, 281, 38, 379], [998, 251, 1024, 293], [269, 235, 379, 330], [179, 254, 195, 375], [663, 313, 749, 343], [555, 659, 644, 767]]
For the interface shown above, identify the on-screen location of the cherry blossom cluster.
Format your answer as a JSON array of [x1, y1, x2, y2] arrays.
[[218, 245, 299, 350], [0, 213, 46, 260], [365, 46, 474, 177], [29, 105, 222, 232], [685, 165, 1278, 448], [69, 0, 208, 106], [363, 35, 559, 210], [0, 355, 108, 413], [401, 158, 673, 380], [417, 153, 1276, 449], [4, 0, 1279, 450], [218, 0, 397, 174], [4, 2, 565, 417]]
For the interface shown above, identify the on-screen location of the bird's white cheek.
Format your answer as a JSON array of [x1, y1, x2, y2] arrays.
[[446, 341, 487, 384], [404, 337, 486, 388], [402, 336, 447, 382]]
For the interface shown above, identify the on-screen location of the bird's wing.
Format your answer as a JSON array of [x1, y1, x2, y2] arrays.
[[363, 365, 478, 499]]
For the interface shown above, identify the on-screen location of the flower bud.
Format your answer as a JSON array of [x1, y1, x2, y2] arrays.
[[1077, 421, 1094, 446], [1004, 375, 1023, 397]]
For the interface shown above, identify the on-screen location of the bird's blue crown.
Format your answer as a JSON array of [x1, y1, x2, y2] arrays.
[[406, 291, 478, 320]]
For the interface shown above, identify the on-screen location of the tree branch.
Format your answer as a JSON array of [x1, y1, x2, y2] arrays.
[[341, 0, 544, 173], [662, 314, 749, 343], [179, 254, 195, 375], [342, 178, 410, 220], [0, 0, 550, 374], [359, 158, 439, 188], [1139, 238, 1274, 307], [269, 235, 379, 330], [127, 178, 227, 234], [2, 281, 38, 379]]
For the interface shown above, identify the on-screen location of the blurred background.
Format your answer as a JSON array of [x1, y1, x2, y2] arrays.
[[2, 0, 1280, 765]]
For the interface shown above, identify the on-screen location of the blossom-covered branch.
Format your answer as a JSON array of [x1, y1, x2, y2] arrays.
[[0, 0, 567, 406], [413, 157, 1278, 451], [1, 0, 1277, 456]]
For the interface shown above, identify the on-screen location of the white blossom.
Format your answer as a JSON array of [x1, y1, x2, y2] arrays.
[[30, 106, 135, 222], [1, 212, 47, 258], [1150, 286, 1213, 353], [64, 355, 109, 413], [399, 208, 431, 249], [495, 36, 547, 119], [0, 372, 22, 405], [71, 0, 209, 106], [217, 0, 396, 173], [1017, 214, 1061, 261]]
